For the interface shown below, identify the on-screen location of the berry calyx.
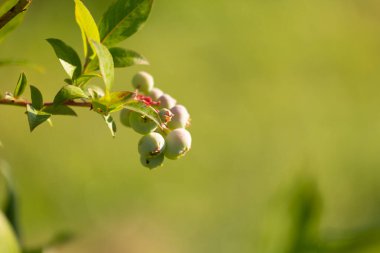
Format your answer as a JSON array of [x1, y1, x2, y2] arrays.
[[159, 108, 174, 124]]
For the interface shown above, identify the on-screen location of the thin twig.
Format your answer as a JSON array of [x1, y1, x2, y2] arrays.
[[0, 0, 32, 30], [0, 98, 92, 108]]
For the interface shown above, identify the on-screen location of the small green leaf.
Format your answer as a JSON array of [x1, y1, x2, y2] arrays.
[[0, 212, 21, 253], [76, 72, 102, 87], [74, 0, 100, 58], [46, 38, 82, 80], [85, 48, 149, 71], [92, 91, 134, 114], [91, 41, 114, 92], [98, 0, 154, 47], [109, 47, 149, 67], [26, 105, 51, 132], [42, 105, 77, 116], [103, 114, 116, 137], [124, 99, 162, 128], [13, 73, 27, 98], [91, 100, 108, 115], [107, 91, 135, 112], [0, 161, 20, 240], [0, 0, 26, 44], [30, 86, 43, 110], [53, 85, 88, 105], [64, 78, 73, 85]]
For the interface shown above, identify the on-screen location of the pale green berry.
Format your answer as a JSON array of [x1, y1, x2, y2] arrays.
[[132, 71, 154, 94], [149, 88, 163, 101], [158, 108, 173, 124], [165, 129, 192, 160], [129, 111, 157, 134], [138, 132, 166, 157], [158, 94, 177, 109], [119, 108, 132, 127], [167, 105, 190, 129], [140, 153, 165, 169]]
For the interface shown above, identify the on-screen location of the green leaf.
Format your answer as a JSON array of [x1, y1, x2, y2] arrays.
[[82, 48, 148, 71], [76, 72, 102, 87], [13, 73, 27, 98], [98, 0, 154, 47], [0, 212, 21, 253], [26, 105, 51, 132], [53, 85, 88, 105], [124, 99, 162, 128], [0, 161, 20, 240], [92, 91, 134, 114], [0, 0, 26, 44], [103, 114, 116, 137], [74, 0, 100, 58], [109, 47, 149, 67], [30, 86, 43, 110], [91, 41, 114, 92], [42, 105, 77, 116], [91, 100, 108, 115], [46, 38, 82, 80], [64, 78, 73, 85]]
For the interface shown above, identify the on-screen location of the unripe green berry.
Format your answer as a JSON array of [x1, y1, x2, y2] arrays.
[[140, 153, 165, 169], [167, 105, 190, 129], [119, 108, 132, 127], [165, 129, 192, 160], [149, 88, 164, 101], [129, 111, 157, 134], [138, 132, 166, 157], [132, 71, 154, 94], [159, 108, 174, 124], [158, 94, 177, 109]]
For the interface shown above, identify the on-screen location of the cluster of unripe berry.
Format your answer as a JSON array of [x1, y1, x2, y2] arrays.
[[120, 71, 192, 169]]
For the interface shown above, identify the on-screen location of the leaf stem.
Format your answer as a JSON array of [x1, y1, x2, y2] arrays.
[[0, 98, 92, 108], [0, 0, 32, 30]]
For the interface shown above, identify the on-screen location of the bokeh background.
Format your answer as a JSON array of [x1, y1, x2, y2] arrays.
[[1, 0, 380, 252]]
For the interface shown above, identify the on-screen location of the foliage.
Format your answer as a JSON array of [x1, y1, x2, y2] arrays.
[[0, 0, 194, 251], [0, 0, 192, 248]]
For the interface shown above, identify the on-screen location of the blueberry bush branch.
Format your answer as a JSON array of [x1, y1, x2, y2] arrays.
[[0, 97, 92, 108], [0, 1, 192, 251], [0, 0, 192, 169], [0, 0, 191, 252], [0, 0, 32, 30]]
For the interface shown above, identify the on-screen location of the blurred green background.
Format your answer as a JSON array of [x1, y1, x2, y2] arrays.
[[1, 0, 380, 252]]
